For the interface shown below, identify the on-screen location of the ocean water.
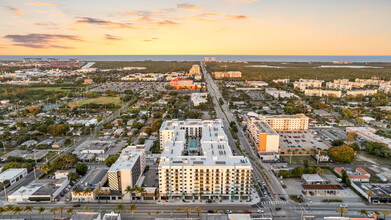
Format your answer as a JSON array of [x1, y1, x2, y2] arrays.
[[0, 55, 390, 62]]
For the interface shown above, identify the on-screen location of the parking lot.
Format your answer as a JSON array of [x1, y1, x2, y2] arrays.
[[282, 172, 362, 204], [278, 131, 330, 152], [88, 82, 170, 93]]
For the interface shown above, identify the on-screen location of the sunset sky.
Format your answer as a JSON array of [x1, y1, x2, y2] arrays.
[[0, 0, 390, 55]]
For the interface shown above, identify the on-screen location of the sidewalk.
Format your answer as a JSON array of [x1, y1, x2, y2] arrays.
[[156, 190, 261, 206]]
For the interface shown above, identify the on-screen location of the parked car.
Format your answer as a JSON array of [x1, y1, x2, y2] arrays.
[[244, 210, 252, 213], [275, 207, 281, 211], [226, 210, 232, 214], [73, 204, 81, 207], [257, 209, 264, 214]]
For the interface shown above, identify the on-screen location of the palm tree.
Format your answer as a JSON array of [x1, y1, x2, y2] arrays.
[[155, 210, 161, 216], [13, 206, 22, 218], [195, 206, 202, 217], [103, 189, 110, 203], [50, 207, 57, 218], [94, 188, 102, 203], [84, 188, 92, 202], [199, 191, 204, 201], [366, 190, 374, 202], [381, 210, 391, 220], [148, 211, 152, 219], [185, 207, 192, 218], [359, 209, 368, 217], [116, 204, 126, 214], [24, 206, 34, 220], [337, 207, 348, 217], [139, 187, 147, 203], [67, 208, 74, 217], [58, 207, 65, 217], [125, 186, 133, 202], [0, 207, 6, 219], [37, 207, 45, 220], [6, 205, 14, 218], [128, 204, 138, 217], [83, 207, 89, 212], [176, 207, 181, 213]]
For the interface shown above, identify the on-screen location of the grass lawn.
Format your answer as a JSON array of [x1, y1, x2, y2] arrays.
[[282, 156, 317, 165], [29, 87, 75, 91], [356, 151, 391, 165], [68, 97, 122, 106]]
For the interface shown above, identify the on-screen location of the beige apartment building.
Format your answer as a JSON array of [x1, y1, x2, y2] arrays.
[[347, 89, 377, 97], [265, 114, 309, 131], [214, 71, 242, 79], [304, 89, 342, 98], [293, 79, 323, 91], [159, 119, 252, 201], [189, 64, 201, 75], [355, 77, 384, 86], [108, 146, 146, 193]]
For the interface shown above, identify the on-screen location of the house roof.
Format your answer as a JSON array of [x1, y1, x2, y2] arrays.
[[301, 184, 344, 190]]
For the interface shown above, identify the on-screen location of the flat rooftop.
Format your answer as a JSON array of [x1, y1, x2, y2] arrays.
[[255, 121, 278, 135], [301, 184, 344, 190], [0, 168, 27, 180], [278, 130, 329, 150], [160, 119, 252, 168], [108, 147, 144, 172]]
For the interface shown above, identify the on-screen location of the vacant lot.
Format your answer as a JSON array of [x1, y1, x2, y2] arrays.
[[68, 97, 122, 106], [282, 155, 317, 165]]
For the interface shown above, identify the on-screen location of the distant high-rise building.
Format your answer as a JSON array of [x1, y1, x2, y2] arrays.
[[189, 64, 201, 75], [211, 57, 216, 62], [204, 57, 210, 62]]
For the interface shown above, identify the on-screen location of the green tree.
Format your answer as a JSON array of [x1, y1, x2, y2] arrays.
[[359, 209, 368, 217], [128, 204, 138, 217], [76, 163, 88, 175], [279, 170, 290, 178], [117, 204, 126, 214], [342, 109, 354, 119], [328, 145, 355, 163], [105, 155, 119, 167]]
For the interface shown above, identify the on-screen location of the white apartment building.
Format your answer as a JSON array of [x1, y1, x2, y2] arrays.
[[380, 82, 391, 93], [304, 89, 342, 98], [293, 79, 323, 91], [159, 119, 252, 201], [326, 82, 352, 90], [347, 89, 377, 97], [265, 88, 298, 99], [273, 79, 290, 84], [191, 93, 208, 106], [107, 146, 145, 193]]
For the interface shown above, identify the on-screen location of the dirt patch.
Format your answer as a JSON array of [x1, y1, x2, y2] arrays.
[[97, 97, 107, 99]]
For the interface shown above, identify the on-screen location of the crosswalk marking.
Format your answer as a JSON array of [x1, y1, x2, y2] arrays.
[[260, 200, 289, 205]]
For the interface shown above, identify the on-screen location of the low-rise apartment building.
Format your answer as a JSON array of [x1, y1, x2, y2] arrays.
[[159, 119, 252, 201], [304, 89, 342, 98], [347, 89, 378, 97], [213, 71, 242, 79], [294, 79, 323, 91]]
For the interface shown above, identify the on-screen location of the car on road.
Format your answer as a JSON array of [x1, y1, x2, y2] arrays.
[[244, 210, 252, 213], [207, 210, 214, 213], [257, 209, 264, 214], [73, 204, 81, 207], [339, 204, 348, 208], [308, 199, 312, 204], [280, 196, 286, 201], [226, 210, 232, 214], [275, 207, 281, 211]]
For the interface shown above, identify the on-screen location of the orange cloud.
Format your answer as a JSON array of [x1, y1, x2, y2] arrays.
[[105, 34, 123, 41], [25, 2, 60, 6], [75, 17, 133, 29], [177, 4, 204, 10], [6, 6, 26, 16], [241, 0, 258, 2], [183, 13, 248, 21], [32, 22, 54, 25], [144, 37, 158, 42]]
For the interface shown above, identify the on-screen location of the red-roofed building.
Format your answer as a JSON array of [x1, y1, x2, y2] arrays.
[[170, 78, 198, 90], [334, 167, 370, 182]]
